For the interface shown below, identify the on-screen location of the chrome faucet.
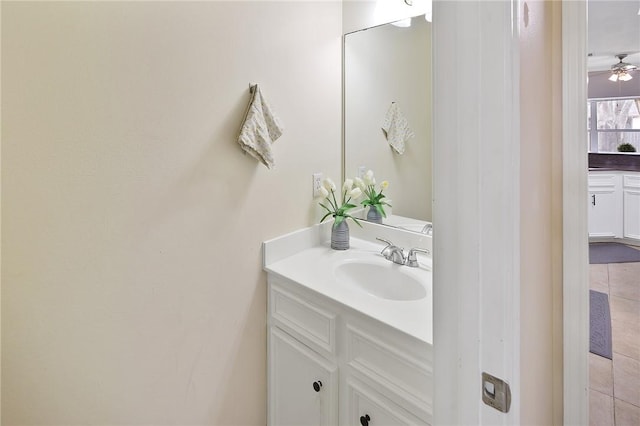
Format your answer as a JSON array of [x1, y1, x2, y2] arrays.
[[376, 237, 406, 265], [421, 223, 433, 235], [376, 237, 431, 267]]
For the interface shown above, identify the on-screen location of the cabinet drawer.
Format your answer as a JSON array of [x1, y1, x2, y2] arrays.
[[269, 281, 336, 357], [346, 325, 432, 409], [624, 174, 640, 189], [589, 173, 618, 188]]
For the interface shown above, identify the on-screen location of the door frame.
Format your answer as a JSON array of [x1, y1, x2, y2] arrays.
[[432, 0, 520, 423], [562, 1, 589, 425], [433, 1, 590, 424]]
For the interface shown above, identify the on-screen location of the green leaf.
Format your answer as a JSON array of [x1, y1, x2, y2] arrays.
[[334, 215, 345, 227], [346, 215, 363, 228], [319, 212, 333, 223], [331, 190, 340, 212], [319, 202, 333, 213]]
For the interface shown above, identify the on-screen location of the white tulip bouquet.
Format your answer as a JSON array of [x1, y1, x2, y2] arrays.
[[357, 169, 391, 218], [318, 177, 363, 227]]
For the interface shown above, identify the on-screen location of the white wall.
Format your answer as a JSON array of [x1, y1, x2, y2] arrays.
[[1, 2, 342, 424], [589, 71, 640, 99]]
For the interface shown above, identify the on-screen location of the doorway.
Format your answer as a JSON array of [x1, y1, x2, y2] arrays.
[[565, 1, 640, 424]]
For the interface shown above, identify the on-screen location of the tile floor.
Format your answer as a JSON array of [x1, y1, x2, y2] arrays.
[[589, 260, 640, 426]]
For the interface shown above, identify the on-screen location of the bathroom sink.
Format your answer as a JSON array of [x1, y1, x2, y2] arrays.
[[334, 259, 426, 301]]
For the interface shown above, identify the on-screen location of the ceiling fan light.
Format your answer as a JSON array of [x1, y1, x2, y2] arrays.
[[609, 73, 619, 82], [619, 72, 633, 82]]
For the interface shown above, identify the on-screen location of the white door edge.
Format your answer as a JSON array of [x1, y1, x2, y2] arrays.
[[562, 1, 590, 425], [433, 1, 520, 424]]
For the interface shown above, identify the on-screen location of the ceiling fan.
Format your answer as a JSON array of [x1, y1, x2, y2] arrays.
[[606, 54, 638, 82]]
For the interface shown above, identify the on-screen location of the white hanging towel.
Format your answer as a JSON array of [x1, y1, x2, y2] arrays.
[[237, 84, 284, 169], [381, 102, 414, 155]]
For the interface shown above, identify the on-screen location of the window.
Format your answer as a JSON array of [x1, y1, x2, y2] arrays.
[[588, 97, 640, 153]]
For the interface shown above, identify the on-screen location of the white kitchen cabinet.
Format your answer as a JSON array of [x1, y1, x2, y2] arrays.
[[588, 173, 623, 238], [267, 276, 432, 426], [588, 171, 640, 244], [588, 188, 622, 238], [623, 174, 640, 240]]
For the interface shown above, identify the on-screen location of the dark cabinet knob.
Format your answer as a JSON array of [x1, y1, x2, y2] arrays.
[[313, 380, 322, 392], [360, 414, 371, 426]]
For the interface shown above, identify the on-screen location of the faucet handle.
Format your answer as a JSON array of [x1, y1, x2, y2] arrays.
[[376, 237, 396, 260], [406, 247, 431, 267]]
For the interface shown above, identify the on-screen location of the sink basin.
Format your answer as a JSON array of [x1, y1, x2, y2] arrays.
[[334, 259, 426, 301]]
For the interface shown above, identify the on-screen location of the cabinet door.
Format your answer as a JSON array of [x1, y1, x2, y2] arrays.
[[588, 189, 622, 238], [623, 187, 640, 240], [345, 378, 430, 426], [269, 327, 338, 426]]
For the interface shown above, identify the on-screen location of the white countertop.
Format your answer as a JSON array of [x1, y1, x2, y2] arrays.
[[264, 236, 432, 344]]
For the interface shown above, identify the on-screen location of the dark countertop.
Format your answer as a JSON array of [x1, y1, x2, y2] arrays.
[[589, 153, 640, 172], [589, 168, 640, 172]]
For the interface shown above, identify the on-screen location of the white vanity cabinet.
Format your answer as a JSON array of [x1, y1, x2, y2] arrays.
[[267, 275, 432, 426], [268, 278, 339, 426], [269, 327, 338, 426], [345, 377, 427, 426]]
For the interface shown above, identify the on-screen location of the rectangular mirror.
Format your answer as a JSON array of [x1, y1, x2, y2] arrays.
[[344, 15, 432, 233]]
